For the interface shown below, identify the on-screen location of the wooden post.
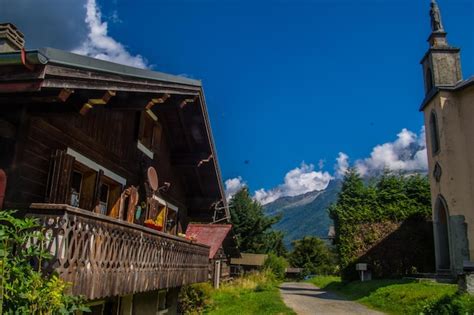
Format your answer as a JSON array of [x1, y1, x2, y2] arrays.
[[214, 260, 221, 289]]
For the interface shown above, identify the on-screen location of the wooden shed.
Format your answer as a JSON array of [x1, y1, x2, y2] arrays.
[[185, 224, 240, 288], [231, 253, 268, 275]]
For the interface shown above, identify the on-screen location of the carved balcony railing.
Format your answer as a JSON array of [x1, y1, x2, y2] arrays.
[[23, 203, 210, 300]]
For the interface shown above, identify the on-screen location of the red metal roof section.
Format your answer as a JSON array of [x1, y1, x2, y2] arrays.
[[186, 224, 232, 259]]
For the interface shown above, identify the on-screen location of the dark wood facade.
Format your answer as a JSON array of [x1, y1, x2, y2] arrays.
[[0, 47, 229, 301]]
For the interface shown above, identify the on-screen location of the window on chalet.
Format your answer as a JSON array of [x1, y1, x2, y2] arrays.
[[68, 162, 97, 209], [430, 111, 440, 155], [67, 160, 123, 215], [146, 196, 179, 235], [166, 206, 178, 235], [156, 204, 167, 229], [70, 171, 82, 207], [138, 110, 163, 158]]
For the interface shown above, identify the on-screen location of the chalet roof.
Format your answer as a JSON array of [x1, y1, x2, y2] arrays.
[[0, 47, 229, 222], [0, 47, 201, 87], [231, 253, 268, 266], [185, 224, 239, 259]]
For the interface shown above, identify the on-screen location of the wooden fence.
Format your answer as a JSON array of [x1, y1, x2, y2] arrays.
[[24, 203, 210, 300]]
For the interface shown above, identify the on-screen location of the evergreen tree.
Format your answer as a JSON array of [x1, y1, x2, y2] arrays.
[[229, 188, 286, 255]]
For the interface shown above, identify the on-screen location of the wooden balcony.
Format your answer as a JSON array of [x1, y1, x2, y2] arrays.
[[23, 203, 210, 300]]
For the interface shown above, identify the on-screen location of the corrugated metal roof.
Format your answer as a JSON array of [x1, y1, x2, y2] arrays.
[[0, 47, 201, 87], [186, 224, 232, 259], [231, 253, 268, 266]]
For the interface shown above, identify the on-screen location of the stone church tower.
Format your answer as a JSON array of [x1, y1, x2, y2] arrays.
[[421, 0, 462, 95], [420, 0, 474, 276]]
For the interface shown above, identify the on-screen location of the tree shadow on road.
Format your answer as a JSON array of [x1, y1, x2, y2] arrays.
[[280, 284, 349, 301]]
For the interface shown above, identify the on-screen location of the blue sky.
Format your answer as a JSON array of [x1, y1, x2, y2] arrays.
[[3, 0, 473, 203]]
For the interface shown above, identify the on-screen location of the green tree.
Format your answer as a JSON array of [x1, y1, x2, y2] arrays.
[[289, 236, 337, 276], [263, 253, 289, 280], [0, 210, 89, 314], [229, 188, 286, 255]]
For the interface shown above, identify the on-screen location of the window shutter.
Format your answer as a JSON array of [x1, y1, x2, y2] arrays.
[[152, 121, 163, 152], [45, 149, 75, 204], [92, 169, 104, 213]]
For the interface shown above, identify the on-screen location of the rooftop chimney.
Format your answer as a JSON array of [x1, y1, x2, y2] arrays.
[[0, 23, 25, 53]]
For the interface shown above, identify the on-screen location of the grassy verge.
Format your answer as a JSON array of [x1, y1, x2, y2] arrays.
[[205, 271, 295, 315], [308, 276, 474, 314]]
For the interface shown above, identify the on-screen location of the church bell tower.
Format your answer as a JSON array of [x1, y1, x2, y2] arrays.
[[421, 0, 462, 95]]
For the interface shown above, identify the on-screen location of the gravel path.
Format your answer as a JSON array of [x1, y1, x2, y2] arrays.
[[279, 282, 384, 315]]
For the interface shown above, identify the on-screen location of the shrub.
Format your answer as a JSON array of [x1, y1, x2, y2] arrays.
[[178, 282, 214, 314], [263, 254, 288, 280], [422, 292, 474, 315], [0, 210, 88, 314]]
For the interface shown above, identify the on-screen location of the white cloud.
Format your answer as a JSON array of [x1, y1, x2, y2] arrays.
[[225, 177, 246, 201], [228, 127, 428, 206], [354, 128, 428, 176], [335, 152, 349, 178], [254, 162, 333, 205], [73, 0, 148, 69]]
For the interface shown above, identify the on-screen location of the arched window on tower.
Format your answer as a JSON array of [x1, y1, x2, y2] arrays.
[[425, 67, 434, 93], [430, 111, 440, 154]]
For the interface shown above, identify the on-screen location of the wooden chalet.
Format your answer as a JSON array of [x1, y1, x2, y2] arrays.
[[230, 253, 268, 275], [0, 23, 229, 314], [185, 224, 240, 288]]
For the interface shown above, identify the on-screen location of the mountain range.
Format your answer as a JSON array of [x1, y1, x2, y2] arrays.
[[263, 180, 342, 248]]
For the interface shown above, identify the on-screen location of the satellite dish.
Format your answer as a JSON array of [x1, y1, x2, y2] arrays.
[[147, 166, 159, 191]]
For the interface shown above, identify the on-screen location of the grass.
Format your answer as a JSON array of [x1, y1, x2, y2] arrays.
[[205, 271, 295, 315], [308, 275, 474, 314]]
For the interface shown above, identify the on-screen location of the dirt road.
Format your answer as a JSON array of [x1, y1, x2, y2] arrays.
[[279, 282, 384, 315]]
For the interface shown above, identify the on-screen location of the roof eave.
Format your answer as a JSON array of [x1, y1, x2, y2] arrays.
[[0, 48, 202, 87], [419, 77, 474, 111]]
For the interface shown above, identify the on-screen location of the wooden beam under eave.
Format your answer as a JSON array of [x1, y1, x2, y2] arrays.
[[57, 88, 74, 102], [145, 93, 170, 110], [79, 90, 116, 115], [172, 153, 212, 168], [179, 95, 198, 109]]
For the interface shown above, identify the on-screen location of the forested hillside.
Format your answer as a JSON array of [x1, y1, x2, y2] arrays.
[[263, 180, 342, 247]]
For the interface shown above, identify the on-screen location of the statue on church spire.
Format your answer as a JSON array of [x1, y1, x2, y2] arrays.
[[430, 0, 445, 32]]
